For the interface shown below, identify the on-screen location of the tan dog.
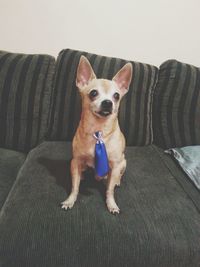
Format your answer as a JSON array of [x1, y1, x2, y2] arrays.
[[61, 56, 132, 214]]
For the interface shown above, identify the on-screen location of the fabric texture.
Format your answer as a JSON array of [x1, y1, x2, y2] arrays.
[[0, 51, 55, 152], [153, 59, 200, 148], [165, 146, 200, 190], [48, 48, 158, 146], [0, 148, 25, 210], [0, 142, 200, 267]]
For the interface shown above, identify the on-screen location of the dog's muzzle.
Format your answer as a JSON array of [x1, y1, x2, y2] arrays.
[[99, 100, 113, 117]]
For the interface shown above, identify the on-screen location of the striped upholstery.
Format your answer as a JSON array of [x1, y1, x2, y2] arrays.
[[0, 51, 55, 152], [48, 49, 158, 146], [153, 59, 200, 148]]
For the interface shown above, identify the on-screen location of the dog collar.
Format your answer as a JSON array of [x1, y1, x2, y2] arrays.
[[93, 131, 109, 178]]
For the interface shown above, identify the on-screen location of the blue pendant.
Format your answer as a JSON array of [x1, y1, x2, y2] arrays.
[[93, 131, 109, 178]]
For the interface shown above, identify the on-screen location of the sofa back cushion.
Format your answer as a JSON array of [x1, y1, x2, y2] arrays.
[[153, 59, 200, 148], [0, 51, 55, 152], [48, 49, 158, 146]]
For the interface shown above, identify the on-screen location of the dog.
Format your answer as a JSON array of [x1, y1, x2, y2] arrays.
[[61, 56, 132, 214]]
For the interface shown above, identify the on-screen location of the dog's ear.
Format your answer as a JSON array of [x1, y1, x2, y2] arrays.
[[76, 56, 96, 89], [112, 63, 133, 96]]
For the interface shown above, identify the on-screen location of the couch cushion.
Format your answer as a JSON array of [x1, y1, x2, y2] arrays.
[[48, 49, 158, 146], [0, 148, 25, 210], [0, 142, 200, 267], [153, 59, 200, 148], [0, 51, 55, 152]]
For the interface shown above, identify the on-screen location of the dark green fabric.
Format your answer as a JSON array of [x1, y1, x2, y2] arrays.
[[0, 148, 25, 210], [153, 59, 200, 148], [165, 146, 200, 190], [48, 49, 158, 146], [0, 142, 200, 267], [0, 51, 55, 152]]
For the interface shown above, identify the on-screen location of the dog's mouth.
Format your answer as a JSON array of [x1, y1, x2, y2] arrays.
[[98, 110, 112, 117]]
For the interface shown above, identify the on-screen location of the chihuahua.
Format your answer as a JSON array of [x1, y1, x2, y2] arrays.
[[61, 56, 132, 214]]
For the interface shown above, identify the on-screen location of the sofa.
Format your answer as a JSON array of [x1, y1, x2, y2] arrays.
[[0, 48, 200, 267]]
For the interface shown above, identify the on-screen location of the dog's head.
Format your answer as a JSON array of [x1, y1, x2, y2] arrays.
[[76, 56, 132, 118]]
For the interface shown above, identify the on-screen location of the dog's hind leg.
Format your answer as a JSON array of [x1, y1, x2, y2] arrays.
[[61, 158, 81, 210]]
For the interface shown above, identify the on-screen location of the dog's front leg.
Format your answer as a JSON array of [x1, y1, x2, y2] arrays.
[[61, 158, 81, 210], [106, 165, 122, 214]]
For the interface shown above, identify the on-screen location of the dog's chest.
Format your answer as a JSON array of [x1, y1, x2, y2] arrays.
[[85, 156, 95, 168], [74, 130, 122, 168], [81, 150, 95, 168], [77, 139, 96, 167]]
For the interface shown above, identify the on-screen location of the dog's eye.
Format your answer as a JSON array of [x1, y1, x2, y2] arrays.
[[89, 89, 98, 99], [113, 92, 120, 101]]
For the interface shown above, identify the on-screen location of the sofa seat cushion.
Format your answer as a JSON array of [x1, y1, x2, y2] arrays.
[[0, 142, 200, 267], [0, 148, 26, 210]]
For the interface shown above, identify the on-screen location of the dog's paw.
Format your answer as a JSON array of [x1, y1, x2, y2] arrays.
[[61, 196, 76, 210], [61, 200, 74, 210], [115, 181, 121, 187], [106, 199, 120, 214]]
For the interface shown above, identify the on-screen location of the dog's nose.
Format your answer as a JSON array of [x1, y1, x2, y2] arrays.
[[101, 100, 113, 109]]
